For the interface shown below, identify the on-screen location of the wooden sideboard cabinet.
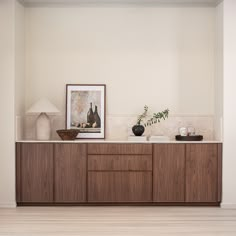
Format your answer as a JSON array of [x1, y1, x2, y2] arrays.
[[16, 142, 222, 206]]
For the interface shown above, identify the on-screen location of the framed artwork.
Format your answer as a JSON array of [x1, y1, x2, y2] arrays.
[[66, 84, 106, 139]]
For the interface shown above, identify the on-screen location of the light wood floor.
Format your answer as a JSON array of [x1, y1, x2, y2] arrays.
[[1, 207, 236, 236]]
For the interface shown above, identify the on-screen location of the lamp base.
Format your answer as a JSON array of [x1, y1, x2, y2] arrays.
[[36, 113, 51, 140]]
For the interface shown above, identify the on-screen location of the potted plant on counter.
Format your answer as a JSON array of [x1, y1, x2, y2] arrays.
[[132, 106, 169, 136]]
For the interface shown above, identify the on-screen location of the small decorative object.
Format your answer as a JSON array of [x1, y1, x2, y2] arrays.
[[66, 84, 106, 139], [132, 124, 145, 136], [177, 126, 203, 141], [179, 126, 196, 136], [132, 106, 169, 136], [132, 105, 148, 136], [57, 129, 80, 140], [26, 98, 60, 140], [179, 127, 188, 136], [187, 126, 195, 136]]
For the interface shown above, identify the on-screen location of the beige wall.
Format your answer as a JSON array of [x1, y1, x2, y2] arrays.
[[25, 6, 216, 117], [0, 0, 16, 207], [214, 2, 223, 141], [0, 0, 25, 207], [222, 0, 236, 208], [15, 1, 25, 117], [15, 0, 25, 140]]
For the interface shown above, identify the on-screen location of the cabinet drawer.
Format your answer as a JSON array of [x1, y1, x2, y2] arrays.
[[88, 144, 152, 155], [88, 172, 152, 202], [88, 155, 152, 171]]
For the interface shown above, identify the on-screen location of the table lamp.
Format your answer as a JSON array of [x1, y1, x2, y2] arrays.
[[27, 98, 60, 140]]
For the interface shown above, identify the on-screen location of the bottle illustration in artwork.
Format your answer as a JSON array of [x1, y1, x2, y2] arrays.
[[87, 102, 94, 125], [93, 105, 101, 128]]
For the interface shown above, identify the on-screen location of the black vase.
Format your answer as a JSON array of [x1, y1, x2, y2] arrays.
[[132, 124, 145, 136]]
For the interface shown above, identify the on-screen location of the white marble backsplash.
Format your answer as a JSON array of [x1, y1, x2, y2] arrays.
[[22, 114, 215, 141]]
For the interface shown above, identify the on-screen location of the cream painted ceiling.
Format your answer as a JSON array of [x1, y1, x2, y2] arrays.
[[21, 0, 222, 7]]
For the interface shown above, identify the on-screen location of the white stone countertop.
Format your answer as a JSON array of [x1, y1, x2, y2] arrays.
[[16, 139, 223, 144]]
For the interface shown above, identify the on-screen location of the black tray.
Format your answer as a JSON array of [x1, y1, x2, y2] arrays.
[[175, 135, 203, 141]]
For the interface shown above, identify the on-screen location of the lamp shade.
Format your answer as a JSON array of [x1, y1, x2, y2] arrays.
[[26, 98, 60, 114]]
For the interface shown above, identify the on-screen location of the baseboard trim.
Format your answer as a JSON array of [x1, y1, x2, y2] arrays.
[[17, 202, 220, 207], [0, 202, 17, 208], [221, 203, 236, 209]]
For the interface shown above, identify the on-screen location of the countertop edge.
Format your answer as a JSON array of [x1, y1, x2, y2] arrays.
[[16, 140, 223, 144]]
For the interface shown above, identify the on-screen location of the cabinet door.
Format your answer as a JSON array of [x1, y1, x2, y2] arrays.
[[88, 172, 152, 202], [54, 144, 87, 202], [153, 144, 185, 202], [20, 143, 53, 203], [186, 144, 218, 202]]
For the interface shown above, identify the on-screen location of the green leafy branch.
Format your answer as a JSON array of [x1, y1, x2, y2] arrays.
[[144, 109, 169, 127], [137, 105, 148, 125], [136, 106, 169, 127]]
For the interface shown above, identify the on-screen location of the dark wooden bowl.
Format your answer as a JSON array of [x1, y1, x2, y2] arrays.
[[57, 129, 79, 140]]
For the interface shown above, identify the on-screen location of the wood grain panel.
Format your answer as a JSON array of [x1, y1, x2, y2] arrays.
[[88, 172, 152, 202], [54, 144, 87, 202], [21, 143, 53, 203], [217, 144, 222, 202], [186, 144, 218, 202], [88, 155, 152, 171], [153, 144, 185, 202], [16, 143, 21, 202], [88, 144, 152, 155]]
